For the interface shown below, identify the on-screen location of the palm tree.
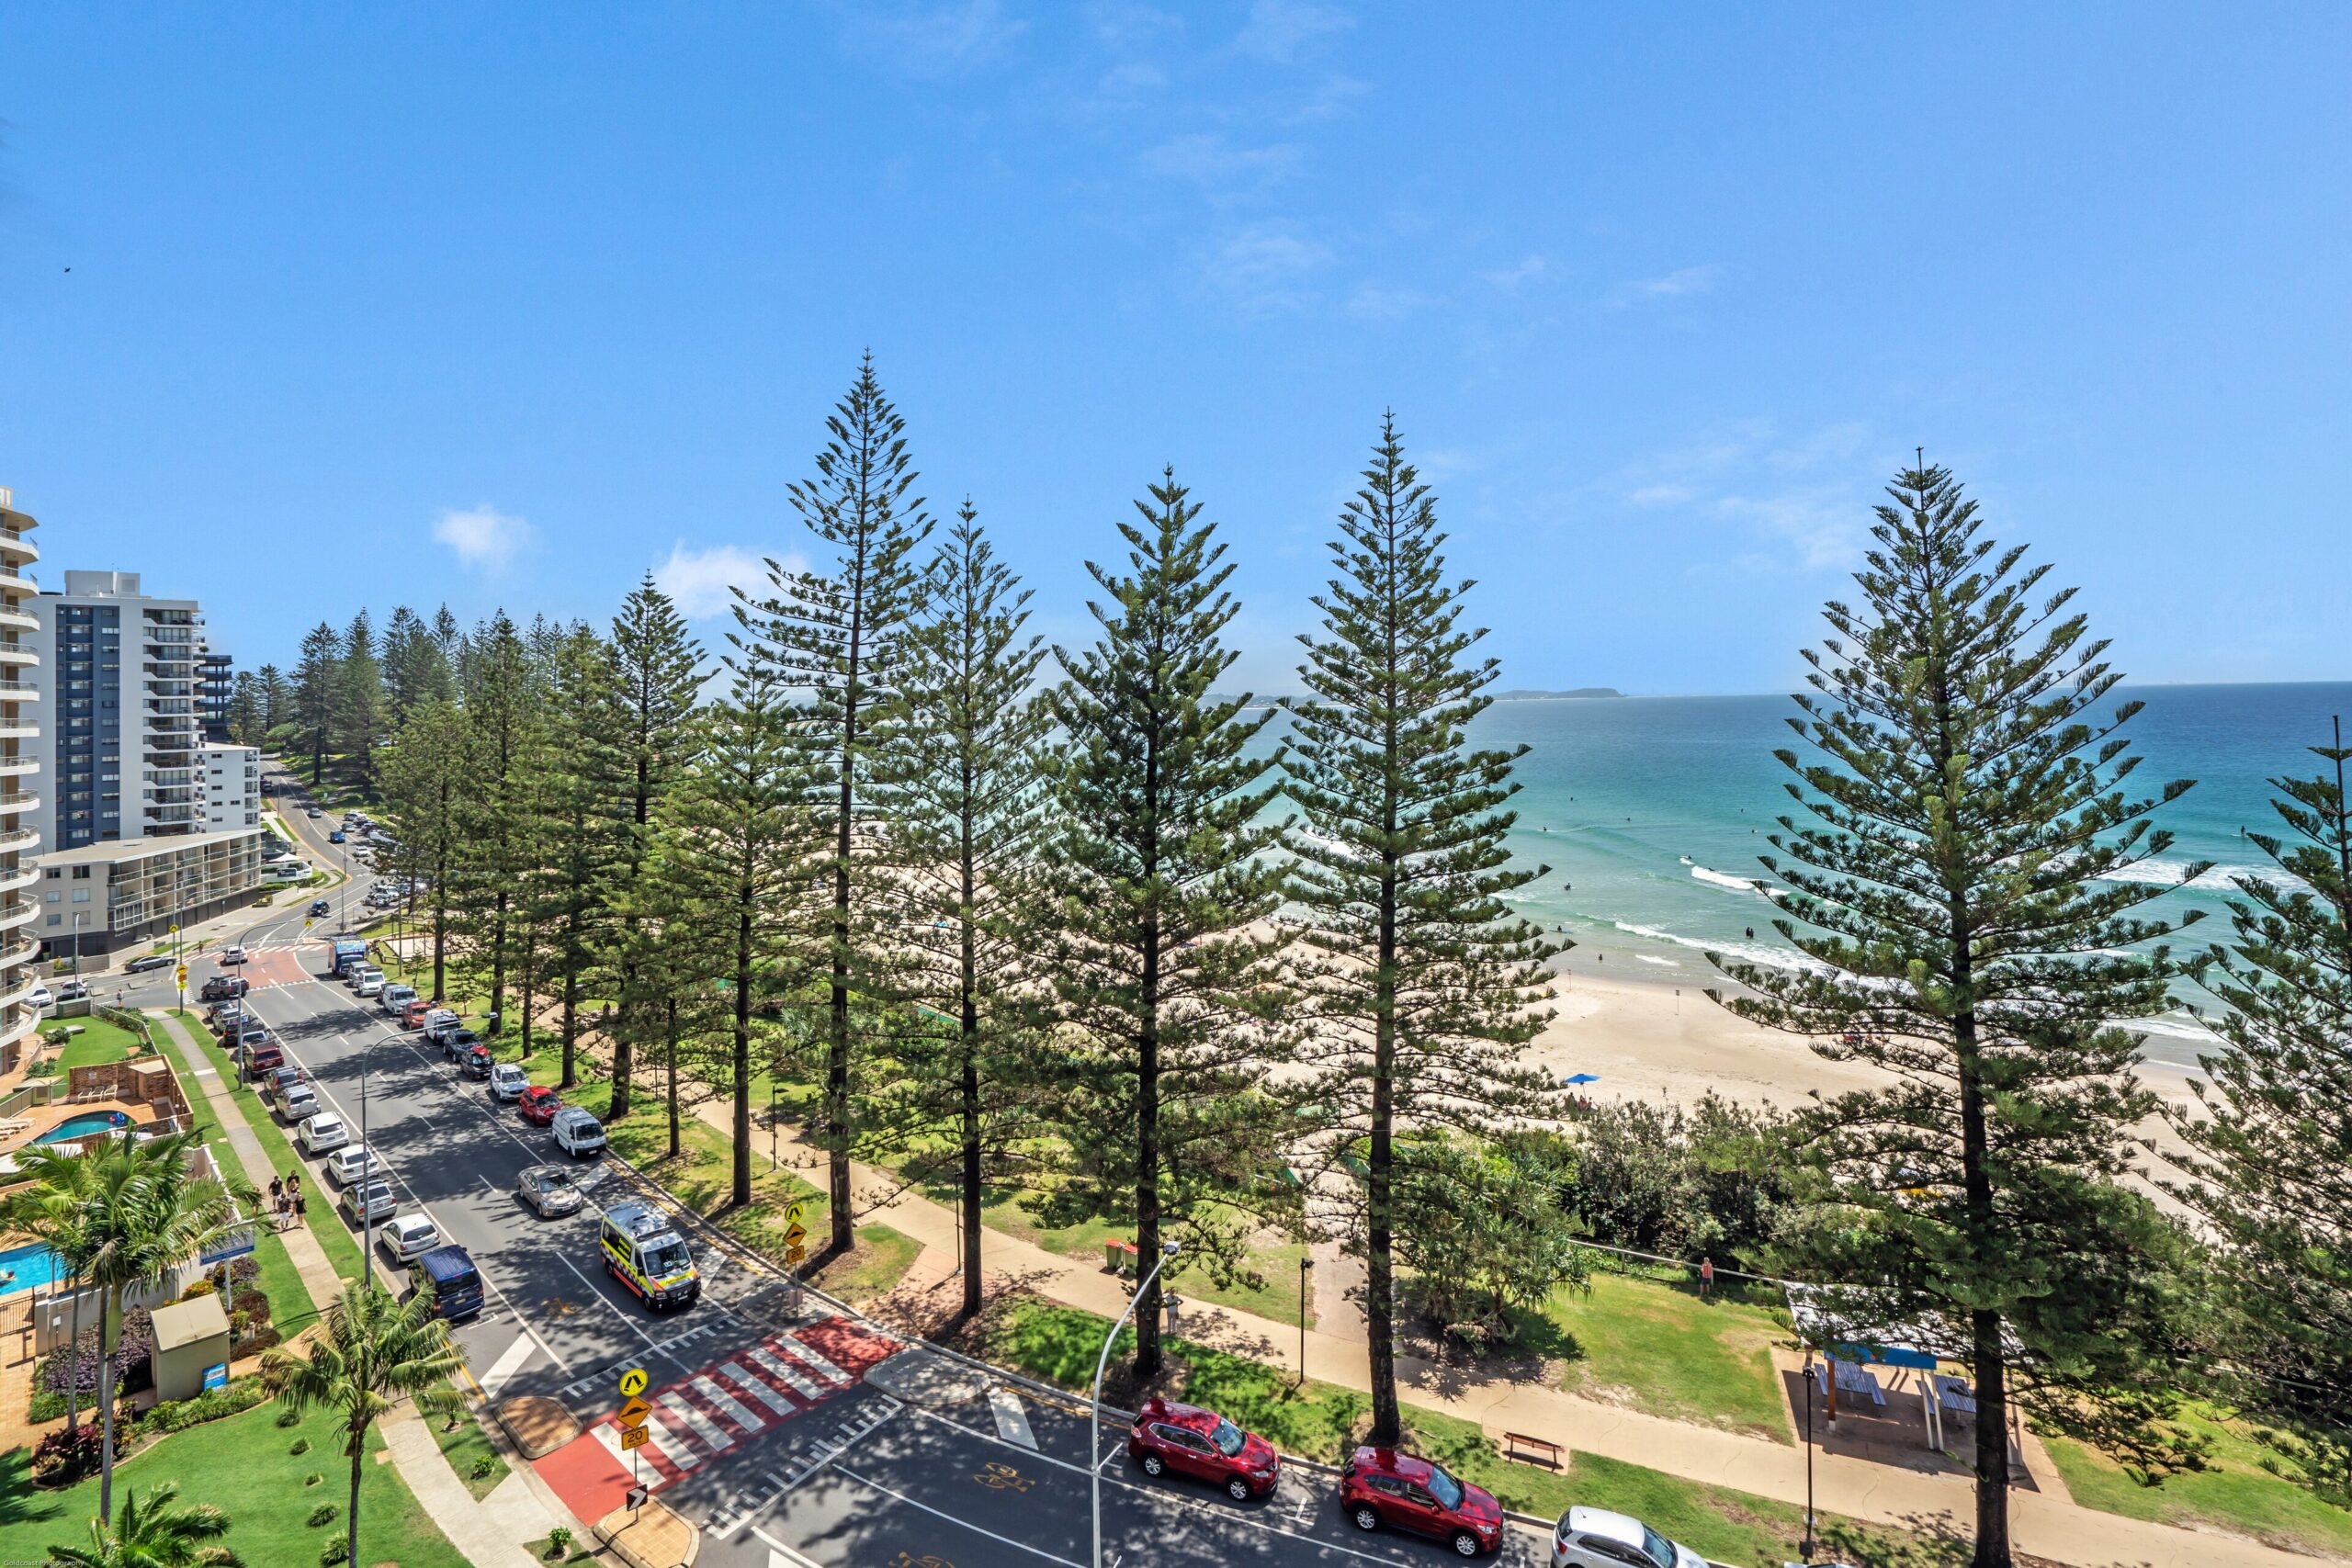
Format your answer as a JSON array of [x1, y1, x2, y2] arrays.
[[47, 1478, 242, 1568], [261, 1281, 464, 1568], [72, 1130, 244, 1521], [0, 1147, 101, 1432]]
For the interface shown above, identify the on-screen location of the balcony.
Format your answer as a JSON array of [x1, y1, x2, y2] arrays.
[[0, 899, 34, 934], [0, 607, 36, 634], [0, 567, 33, 594], [0, 757, 37, 777], [0, 680, 39, 700], [0, 645, 35, 667], [149, 806, 197, 825], [0, 527, 39, 563], [0, 863, 38, 897], [0, 791, 39, 816], [0, 936, 40, 972], [0, 969, 35, 1014], [0, 825, 35, 852], [0, 721, 33, 742]]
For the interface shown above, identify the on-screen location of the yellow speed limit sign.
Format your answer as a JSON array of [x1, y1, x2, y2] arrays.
[[617, 1367, 648, 1399]]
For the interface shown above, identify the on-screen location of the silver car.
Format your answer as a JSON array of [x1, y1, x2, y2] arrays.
[[517, 1165, 582, 1218], [340, 1179, 397, 1227]]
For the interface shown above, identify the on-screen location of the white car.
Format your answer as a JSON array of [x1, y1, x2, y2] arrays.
[[354, 974, 385, 998], [488, 1063, 529, 1101], [278, 1084, 322, 1123], [380, 984, 417, 1014], [1552, 1508, 1707, 1568], [348, 964, 382, 991], [550, 1107, 607, 1157], [28, 984, 52, 1010], [380, 1213, 441, 1263], [322, 1145, 386, 1187], [299, 1112, 351, 1154]]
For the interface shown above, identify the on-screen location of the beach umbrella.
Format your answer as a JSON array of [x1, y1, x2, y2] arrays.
[[1562, 1072, 1601, 1085]]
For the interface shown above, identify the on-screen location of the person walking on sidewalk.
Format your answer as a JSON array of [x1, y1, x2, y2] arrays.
[[1698, 1256, 1714, 1300]]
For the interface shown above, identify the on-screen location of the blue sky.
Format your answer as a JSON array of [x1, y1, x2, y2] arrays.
[[3, 3, 2346, 694]]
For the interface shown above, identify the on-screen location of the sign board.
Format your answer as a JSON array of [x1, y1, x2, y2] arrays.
[[782, 1220, 808, 1249], [620, 1425, 650, 1451], [200, 1225, 258, 1267], [617, 1367, 649, 1398], [202, 1361, 228, 1392], [175, 966, 188, 986], [782, 1200, 807, 1234], [617, 1395, 652, 1427], [786, 1243, 808, 1267]]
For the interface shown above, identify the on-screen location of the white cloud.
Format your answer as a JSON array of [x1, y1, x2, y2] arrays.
[[839, 0, 1024, 77], [1713, 488, 1865, 571], [1344, 282, 1431, 320], [431, 503, 532, 570], [1202, 223, 1332, 312], [1483, 253, 1548, 289], [1085, 0, 1182, 48], [1617, 263, 1724, 303], [1627, 483, 1695, 507], [1285, 73, 1369, 121], [1235, 0, 1353, 62], [653, 542, 797, 619], [1139, 132, 1302, 192]]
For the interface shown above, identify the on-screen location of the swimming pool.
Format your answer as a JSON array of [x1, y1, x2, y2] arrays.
[[0, 1240, 66, 1293], [34, 1111, 130, 1144]]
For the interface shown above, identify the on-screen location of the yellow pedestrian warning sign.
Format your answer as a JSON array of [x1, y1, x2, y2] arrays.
[[175, 966, 188, 986], [620, 1425, 650, 1451], [617, 1367, 649, 1399]]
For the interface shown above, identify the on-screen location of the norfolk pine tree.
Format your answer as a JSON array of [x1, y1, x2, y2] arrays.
[[379, 698, 470, 1001], [653, 677, 814, 1208], [605, 575, 705, 1122], [456, 614, 542, 1034], [1040, 468, 1292, 1382], [2169, 719, 2352, 1500], [875, 503, 1050, 1320], [1283, 417, 1563, 1445], [534, 624, 628, 1087], [737, 355, 933, 1255], [1709, 464, 2205, 1568], [334, 609, 384, 789], [293, 622, 341, 784]]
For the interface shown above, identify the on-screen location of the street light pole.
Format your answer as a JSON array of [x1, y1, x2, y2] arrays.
[[1298, 1256, 1313, 1386], [1093, 1238, 1178, 1568], [1802, 1348, 1816, 1561]]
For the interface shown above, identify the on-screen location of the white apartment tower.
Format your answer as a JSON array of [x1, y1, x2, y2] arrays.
[[0, 488, 41, 1067]]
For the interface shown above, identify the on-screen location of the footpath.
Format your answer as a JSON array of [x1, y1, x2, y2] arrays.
[[153, 1010, 564, 1568]]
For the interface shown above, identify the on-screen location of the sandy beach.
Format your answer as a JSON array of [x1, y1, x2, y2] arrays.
[[1534, 945, 2213, 1135]]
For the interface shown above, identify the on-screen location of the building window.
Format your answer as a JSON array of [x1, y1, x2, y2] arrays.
[[71, 889, 90, 903]]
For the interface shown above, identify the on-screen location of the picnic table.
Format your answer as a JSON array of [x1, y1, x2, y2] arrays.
[[1815, 1359, 1887, 1406], [1935, 1373, 1977, 1418]]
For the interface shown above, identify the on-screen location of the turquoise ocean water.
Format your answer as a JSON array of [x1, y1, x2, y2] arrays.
[[1456, 682, 2352, 1073]]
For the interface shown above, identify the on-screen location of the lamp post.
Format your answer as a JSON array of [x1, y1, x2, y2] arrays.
[[1802, 1348, 1817, 1562], [1093, 1238, 1179, 1568], [1298, 1255, 1313, 1386]]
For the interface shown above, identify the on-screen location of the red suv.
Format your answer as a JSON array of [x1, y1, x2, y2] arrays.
[[1340, 1447, 1504, 1557], [1127, 1396, 1278, 1501], [517, 1086, 561, 1126]]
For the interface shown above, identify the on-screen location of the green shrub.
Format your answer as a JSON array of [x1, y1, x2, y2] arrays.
[[141, 1382, 266, 1434], [305, 1472, 324, 1486], [307, 1501, 338, 1528], [320, 1539, 349, 1566], [472, 1454, 496, 1479], [289, 1435, 311, 1455], [547, 1526, 574, 1554], [277, 1406, 302, 1427]]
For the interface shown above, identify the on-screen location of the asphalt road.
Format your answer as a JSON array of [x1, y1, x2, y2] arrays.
[[133, 764, 1554, 1568]]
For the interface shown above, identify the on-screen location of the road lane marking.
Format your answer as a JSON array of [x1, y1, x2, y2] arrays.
[[690, 1372, 763, 1434], [593, 1419, 680, 1483], [657, 1388, 735, 1452], [642, 1406, 707, 1470], [774, 1330, 850, 1385], [749, 1345, 830, 1400], [720, 1359, 801, 1418], [479, 1333, 537, 1397], [833, 1466, 1085, 1568], [989, 1385, 1037, 1450]]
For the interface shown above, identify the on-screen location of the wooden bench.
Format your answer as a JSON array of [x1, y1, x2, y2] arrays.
[[1501, 1431, 1563, 1470]]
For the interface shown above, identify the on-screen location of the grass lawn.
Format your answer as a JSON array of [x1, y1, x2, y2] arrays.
[[170, 1012, 368, 1287], [0, 1392, 469, 1568], [429, 1375, 512, 1501], [49, 1016, 149, 1070], [2043, 1401, 2352, 1560], [1535, 1271, 1793, 1443], [150, 1019, 322, 1335], [978, 1298, 1962, 1568]]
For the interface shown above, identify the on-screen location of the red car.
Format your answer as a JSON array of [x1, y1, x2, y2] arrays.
[[1340, 1446, 1504, 1557], [517, 1086, 561, 1125], [1127, 1396, 1279, 1501]]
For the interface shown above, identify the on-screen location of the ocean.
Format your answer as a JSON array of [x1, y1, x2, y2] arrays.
[[1464, 682, 2352, 1073]]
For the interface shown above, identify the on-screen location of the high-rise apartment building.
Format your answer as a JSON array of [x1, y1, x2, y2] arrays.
[[198, 741, 261, 831], [0, 488, 42, 1070], [28, 571, 211, 851]]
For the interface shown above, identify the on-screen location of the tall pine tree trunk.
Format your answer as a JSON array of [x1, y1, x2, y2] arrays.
[[488, 889, 509, 1035], [665, 998, 682, 1160], [1367, 758, 1403, 1443], [1135, 925, 1163, 1382], [959, 851, 983, 1319], [828, 741, 855, 1254], [560, 964, 579, 1090], [733, 894, 754, 1207]]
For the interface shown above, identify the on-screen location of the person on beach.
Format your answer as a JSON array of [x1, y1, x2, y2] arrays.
[[1699, 1256, 1715, 1299]]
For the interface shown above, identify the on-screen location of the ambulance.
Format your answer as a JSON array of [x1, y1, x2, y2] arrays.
[[598, 1200, 700, 1312]]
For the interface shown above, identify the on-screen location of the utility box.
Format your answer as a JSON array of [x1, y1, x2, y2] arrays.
[[149, 1293, 232, 1402]]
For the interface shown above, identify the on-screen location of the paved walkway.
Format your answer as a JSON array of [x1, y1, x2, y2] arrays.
[[627, 1050, 2328, 1568], [152, 1010, 565, 1568]]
